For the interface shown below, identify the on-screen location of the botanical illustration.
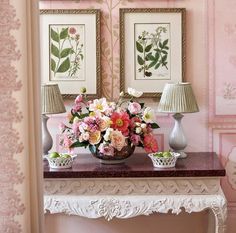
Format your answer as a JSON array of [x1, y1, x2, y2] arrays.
[[135, 24, 170, 79], [223, 82, 236, 99], [50, 24, 85, 80]]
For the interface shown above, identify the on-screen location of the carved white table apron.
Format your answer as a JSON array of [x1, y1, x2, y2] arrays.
[[44, 177, 227, 233]]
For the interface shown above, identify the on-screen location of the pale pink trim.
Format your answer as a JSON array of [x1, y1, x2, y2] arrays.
[[208, 0, 236, 121]]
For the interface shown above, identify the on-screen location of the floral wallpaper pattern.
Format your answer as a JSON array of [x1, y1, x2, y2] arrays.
[[0, 0, 25, 232]]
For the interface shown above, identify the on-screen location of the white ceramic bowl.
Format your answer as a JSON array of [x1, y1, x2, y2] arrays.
[[46, 154, 73, 169], [148, 152, 180, 168]]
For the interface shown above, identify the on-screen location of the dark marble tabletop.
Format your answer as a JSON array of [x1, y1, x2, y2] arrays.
[[44, 152, 225, 179]]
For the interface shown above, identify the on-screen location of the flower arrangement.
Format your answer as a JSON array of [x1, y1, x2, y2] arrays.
[[59, 88, 159, 159]]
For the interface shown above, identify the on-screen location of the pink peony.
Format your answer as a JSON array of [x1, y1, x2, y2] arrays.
[[131, 134, 141, 146], [143, 134, 158, 153], [128, 102, 141, 114], [98, 143, 114, 156]]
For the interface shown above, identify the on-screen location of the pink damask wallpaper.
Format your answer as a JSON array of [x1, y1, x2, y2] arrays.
[[0, 0, 25, 232]]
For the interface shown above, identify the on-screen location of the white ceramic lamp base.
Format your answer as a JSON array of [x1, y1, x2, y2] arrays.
[[169, 113, 187, 158], [42, 114, 53, 155]]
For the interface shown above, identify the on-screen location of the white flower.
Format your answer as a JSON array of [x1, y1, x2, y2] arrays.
[[82, 132, 89, 141], [89, 98, 109, 113], [127, 87, 143, 98], [79, 135, 84, 142], [135, 122, 141, 127], [135, 127, 142, 134], [79, 122, 88, 133], [141, 123, 147, 129], [143, 107, 155, 123], [104, 128, 114, 141], [73, 116, 80, 123]]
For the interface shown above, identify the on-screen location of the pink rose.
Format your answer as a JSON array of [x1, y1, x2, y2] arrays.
[[110, 130, 126, 151], [75, 95, 83, 104], [73, 103, 82, 112], [128, 102, 141, 115]]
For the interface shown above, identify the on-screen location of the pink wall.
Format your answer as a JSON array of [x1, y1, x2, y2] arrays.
[[40, 0, 236, 232]]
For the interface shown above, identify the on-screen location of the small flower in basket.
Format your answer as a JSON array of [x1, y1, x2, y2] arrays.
[[59, 87, 160, 164]]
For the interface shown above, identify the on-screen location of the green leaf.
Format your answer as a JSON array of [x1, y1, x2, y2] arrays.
[[164, 46, 169, 50], [148, 60, 157, 69], [154, 63, 161, 70], [162, 39, 169, 47], [150, 123, 160, 129], [159, 41, 163, 49], [51, 58, 56, 71], [145, 44, 152, 52], [137, 55, 144, 65], [60, 27, 69, 40], [162, 55, 167, 63], [136, 41, 143, 53], [155, 52, 160, 60], [60, 48, 72, 58], [161, 50, 168, 54], [57, 57, 70, 73], [51, 43, 60, 58], [71, 141, 88, 148], [80, 54, 84, 60], [50, 28, 59, 42], [78, 113, 89, 119], [154, 49, 161, 53], [146, 53, 155, 61]]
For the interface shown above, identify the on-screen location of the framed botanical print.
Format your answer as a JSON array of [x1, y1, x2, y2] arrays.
[[40, 9, 101, 98], [120, 8, 186, 98]]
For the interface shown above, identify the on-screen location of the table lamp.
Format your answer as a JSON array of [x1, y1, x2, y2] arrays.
[[41, 83, 66, 155], [158, 83, 199, 158]]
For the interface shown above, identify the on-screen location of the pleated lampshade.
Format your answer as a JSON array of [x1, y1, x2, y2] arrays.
[[41, 84, 66, 114], [158, 83, 199, 113]]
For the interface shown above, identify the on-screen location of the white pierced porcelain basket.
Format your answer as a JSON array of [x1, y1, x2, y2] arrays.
[[46, 154, 73, 169], [148, 152, 180, 168]]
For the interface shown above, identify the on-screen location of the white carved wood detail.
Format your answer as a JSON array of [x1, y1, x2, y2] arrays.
[[44, 177, 227, 233], [44, 193, 227, 233], [44, 178, 220, 195]]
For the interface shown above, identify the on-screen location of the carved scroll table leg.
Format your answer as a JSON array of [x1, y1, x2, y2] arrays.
[[210, 192, 227, 233]]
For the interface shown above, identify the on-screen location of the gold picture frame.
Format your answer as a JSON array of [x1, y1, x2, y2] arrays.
[[40, 9, 101, 99], [120, 8, 186, 98]]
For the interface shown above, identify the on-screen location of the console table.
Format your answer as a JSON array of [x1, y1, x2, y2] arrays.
[[44, 152, 227, 233]]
